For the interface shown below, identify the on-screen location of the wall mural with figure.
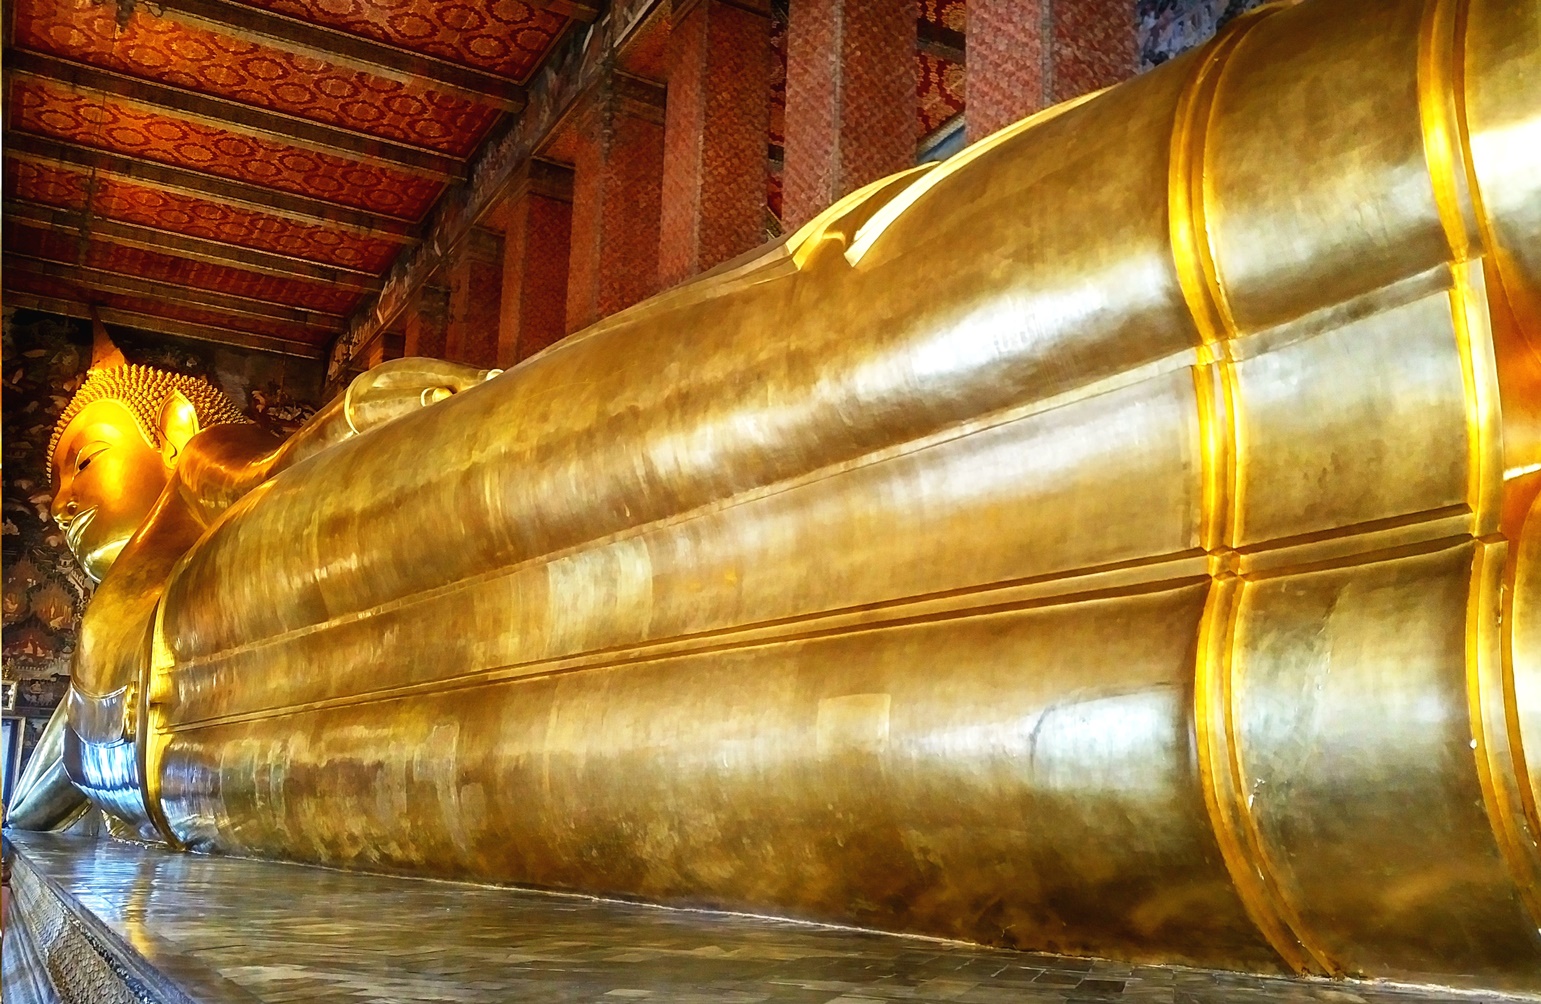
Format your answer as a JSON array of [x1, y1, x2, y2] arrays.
[[1137, 0, 1270, 70], [1, 307, 325, 764], [2, 312, 91, 766]]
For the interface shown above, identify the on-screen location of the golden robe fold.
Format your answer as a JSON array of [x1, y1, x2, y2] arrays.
[[91, 0, 1541, 991]]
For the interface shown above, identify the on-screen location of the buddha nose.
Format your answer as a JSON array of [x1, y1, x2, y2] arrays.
[[54, 496, 78, 526]]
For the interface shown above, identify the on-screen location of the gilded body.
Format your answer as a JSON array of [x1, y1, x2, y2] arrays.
[[14, 0, 1541, 991]]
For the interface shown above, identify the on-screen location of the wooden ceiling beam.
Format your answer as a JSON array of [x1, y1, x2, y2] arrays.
[[145, 0, 527, 110], [6, 201, 386, 291], [4, 291, 326, 359], [541, 0, 601, 21], [6, 134, 422, 240], [9, 51, 466, 181], [4, 255, 346, 331]]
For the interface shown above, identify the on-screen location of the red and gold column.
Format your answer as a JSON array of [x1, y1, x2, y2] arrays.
[[658, 0, 774, 287]]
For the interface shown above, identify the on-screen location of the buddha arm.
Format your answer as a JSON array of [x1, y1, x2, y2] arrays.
[[268, 358, 498, 473], [163, 358, 499, 514], [61, 482, 208, 838]]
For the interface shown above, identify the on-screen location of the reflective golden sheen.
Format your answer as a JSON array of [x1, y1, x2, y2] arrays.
[[24, 0, 1541, 991]]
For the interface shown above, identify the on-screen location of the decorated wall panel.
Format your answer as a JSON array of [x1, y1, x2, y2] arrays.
[[917, 51, 965, 138], [917, 0, 966, 138], [767, 4, 787, 225]]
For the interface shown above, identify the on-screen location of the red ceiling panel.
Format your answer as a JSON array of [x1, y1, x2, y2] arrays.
[[6, 223, 365, 315], [237, 0, 570, 81], [3, 267, 333, 344], [3, 0, 579, 356], [10, 80, 444, 220], [4, 269, 101, 303], [7, 160, 401, 272], [105, 292, 332, 343], [14, 0, 502, 155]]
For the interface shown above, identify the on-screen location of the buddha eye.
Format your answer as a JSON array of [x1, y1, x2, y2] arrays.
[[75, 444, 108, 473]]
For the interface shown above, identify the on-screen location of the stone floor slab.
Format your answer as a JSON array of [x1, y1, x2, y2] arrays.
[[2, 832, 1534, 1004]]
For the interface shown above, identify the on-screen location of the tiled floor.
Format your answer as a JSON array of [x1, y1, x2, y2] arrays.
[[3, 832, 1534, 1004]]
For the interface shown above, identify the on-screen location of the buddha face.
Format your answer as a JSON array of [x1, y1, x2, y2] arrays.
[[50, 399, 173, 582]]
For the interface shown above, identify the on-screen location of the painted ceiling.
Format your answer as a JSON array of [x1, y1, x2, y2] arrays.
[[2, 0, 583, 358], [4, 0, 964, 362]]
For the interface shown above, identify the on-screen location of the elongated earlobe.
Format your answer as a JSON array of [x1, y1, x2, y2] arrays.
[[159, 390, 200, 466]]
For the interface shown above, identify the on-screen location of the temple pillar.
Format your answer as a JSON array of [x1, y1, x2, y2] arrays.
[[966, 0, 1137, 142], [402, 281, 449, 360], [445, 227, 504, 368], [782, 0, 916, 230], [658, 0, 773, 288], [358, 326, 406, 370], [497, 159, 574, 366], [565, 70, 668, 334]]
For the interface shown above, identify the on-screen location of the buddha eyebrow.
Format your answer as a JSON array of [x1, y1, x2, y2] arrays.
[[71, 439, 110, 465]]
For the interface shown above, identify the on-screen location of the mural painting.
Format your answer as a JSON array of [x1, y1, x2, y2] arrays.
[[1137, 0, 1270, 70]]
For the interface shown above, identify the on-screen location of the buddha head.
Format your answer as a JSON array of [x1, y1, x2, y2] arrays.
[[49, 333, 248, 582]]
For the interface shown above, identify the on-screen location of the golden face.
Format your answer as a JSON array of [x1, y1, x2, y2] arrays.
[[50, 399, 171, 582]]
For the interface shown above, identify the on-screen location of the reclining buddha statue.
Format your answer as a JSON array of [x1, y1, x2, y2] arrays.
[[7, 0, 1541, 991]]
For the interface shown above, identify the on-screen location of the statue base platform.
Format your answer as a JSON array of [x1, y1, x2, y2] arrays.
[[2, 831, 1533, 1004]]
